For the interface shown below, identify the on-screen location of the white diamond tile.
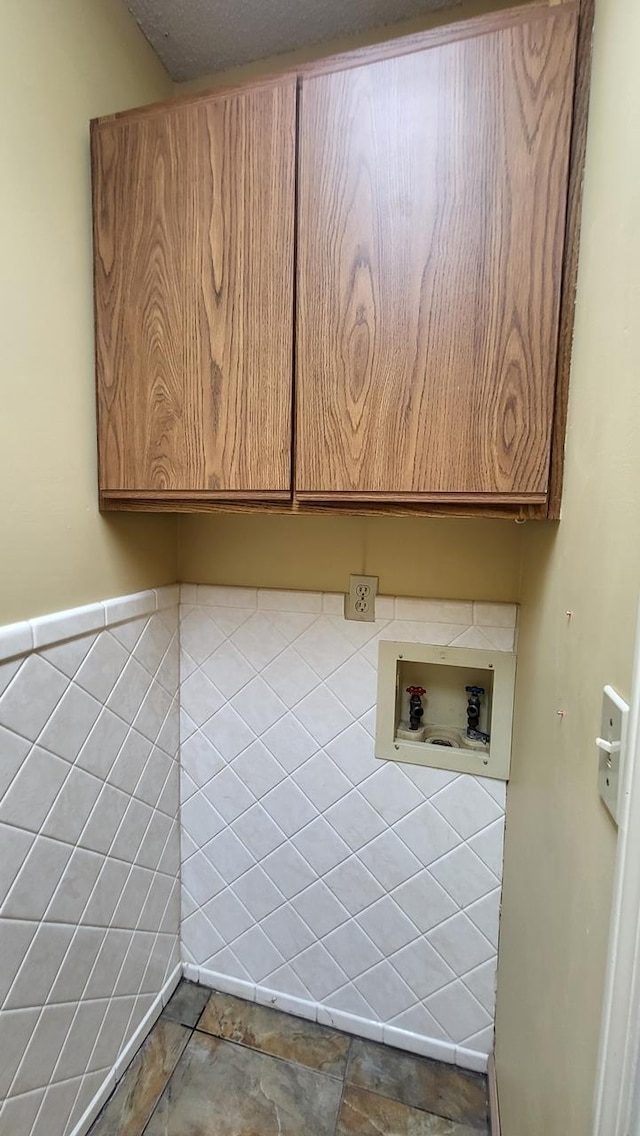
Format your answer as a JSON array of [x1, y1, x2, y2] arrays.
[[323, 920, 382, 979], [294, 618, 354, 679], [0, 746, 69, 832], [292, 816, 350, 875], [39, 684, 102, 761], [230, 613, 288, 670], [355, 961, 416, 1021], [391, 871, 458, 935], [293, 686, 353, 748], [0, 920, 39, 1005], [109, 731, 152, 795], [232, 865, 285, 921], [462, 958, 497, 1016], [324, 791, 386, 851], [358, 830, 422, 892], [231, 925, 284, 982], [292, 751, 352, 812], [79, 784, 130, 855], [394, 802, 460, 865], [425, 980, 491, 1044], [291, 880, 349, 938], [430, 845, 498, 908], [4, 922, 76, 1013], [0, 827, 35, 909], [202, 829, 255, 883], [41, 635, 96, 681], [390, 1002, 450, 1043], [324, 856, 385, 915], [261, 780, 316, 837], [466, 887, 502, 949], [207, 766, 254, 822], [262, 714, 318, 773], [41, 769, 103, 845], [0, 726, 30, 797], [325, 721, 377, 785], [0, 658, 22, 699], [262, 843, 316, 899], [45, 848, 104, 923], [357, 896, 419, 955], [291, 942, 348, 1000], [77, 710, 128, 781], [2, 836, 73, 920], [182, 851, 225, 908], [230, 677, 286, 735], [261, 648, 319, 708], [201, 642, 255, 699], [0, 1086, 45, 1134], [468, 819, 505, 878], [358, 764, 424, 826], [180, 608, 225, 666], [427, 913, 494, 975], [231, 739, 286, 799], [202, 705, 255, 762], [181, 731, 225, 789], [264, 610, 319, 641], [75, 635, 130, 703], [473, 602, 517, 628], [431, 777, 503, 840], [449, 628, 496, 650], [180, 670, 225, 729], [391, 937, 456, 1000], [203, 889, 254, 943], [262, 904, 315, 959], [326, 654, 377, 718], [232, 804, 285, 860], [205, 946, 252, 980], [107, 657, 153, 725], [0, 655, 68, 741]]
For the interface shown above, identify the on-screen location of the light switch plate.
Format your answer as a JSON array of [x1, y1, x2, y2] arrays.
[[597, 685, 629, 825]]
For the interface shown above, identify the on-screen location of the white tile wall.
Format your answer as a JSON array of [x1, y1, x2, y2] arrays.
[[0, 588, 180, 1136], [179, 586, 516, 1072]]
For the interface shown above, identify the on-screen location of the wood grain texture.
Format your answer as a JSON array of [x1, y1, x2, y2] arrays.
[[93, 80, 296, 493], [100, 493, 534, 520], [295, 6, 578, 499]]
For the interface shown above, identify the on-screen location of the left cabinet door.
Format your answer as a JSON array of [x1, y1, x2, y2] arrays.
[[92, 80, 297, 504]]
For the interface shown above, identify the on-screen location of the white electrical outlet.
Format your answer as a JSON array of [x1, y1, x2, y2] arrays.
[[345, 574, 378, 622]]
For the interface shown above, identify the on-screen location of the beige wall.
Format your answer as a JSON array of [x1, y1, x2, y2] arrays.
[[178, 514, 522, 601], [0, 0, 176, 625], [495, 0, 640, 1130]]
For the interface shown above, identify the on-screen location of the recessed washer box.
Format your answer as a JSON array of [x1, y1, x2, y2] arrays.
[[375, 640, 516, 781]]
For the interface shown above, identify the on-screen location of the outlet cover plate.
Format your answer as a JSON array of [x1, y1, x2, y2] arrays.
[[597, 685, 629, 825], [345, 575, 378, 622]]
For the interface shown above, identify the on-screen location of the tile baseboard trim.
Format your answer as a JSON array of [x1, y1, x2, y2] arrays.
[[190, 967, 488, 1073], [67, 962, 183, 1136], [0, 584, 179, 662]]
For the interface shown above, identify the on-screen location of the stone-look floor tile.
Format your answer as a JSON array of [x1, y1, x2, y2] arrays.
[[89, 1020, 191, 1136], [336, 1085, 484, 1136], [346, 1040, 488, 1131], [163, 981, 212, 1028], [198, 990, 350, 1077], [145, 1031, 342, 1136]]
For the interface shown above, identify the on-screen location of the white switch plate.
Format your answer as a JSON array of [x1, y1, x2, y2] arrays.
[[597, 685, 629, 825], [344, 575, 378, 622]]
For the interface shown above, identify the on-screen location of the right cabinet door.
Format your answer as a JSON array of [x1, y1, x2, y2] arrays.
[[295, 6, 578, 504]]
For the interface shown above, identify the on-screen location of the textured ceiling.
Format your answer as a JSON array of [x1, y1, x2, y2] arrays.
[[125, 0, 462, 82]]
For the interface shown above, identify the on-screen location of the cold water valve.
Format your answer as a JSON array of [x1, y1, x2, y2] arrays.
[[465, 685, 490, 744], [406, 686, 426, 731]]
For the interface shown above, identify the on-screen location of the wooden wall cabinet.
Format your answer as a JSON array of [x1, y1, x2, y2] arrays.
[[91, 1, 587, 519]]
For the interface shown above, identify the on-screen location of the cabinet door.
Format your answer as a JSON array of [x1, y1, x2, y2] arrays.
[[296, 7, 578, 503], [93, 80, 296, 499]]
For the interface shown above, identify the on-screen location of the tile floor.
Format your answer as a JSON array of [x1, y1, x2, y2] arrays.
[[88, 980, 490, 1135]]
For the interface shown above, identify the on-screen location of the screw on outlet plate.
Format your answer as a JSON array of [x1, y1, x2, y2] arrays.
[[344, 574, 378, 622]]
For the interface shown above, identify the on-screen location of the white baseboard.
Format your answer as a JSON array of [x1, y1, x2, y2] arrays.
[[189, 965, 488, 1073], [68, 963, 183, 1136]]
